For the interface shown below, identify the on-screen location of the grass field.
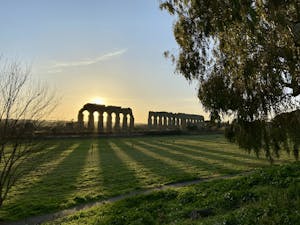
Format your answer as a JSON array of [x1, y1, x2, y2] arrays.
[[46, 161, 300, 225], [0, 134, 295, 221]]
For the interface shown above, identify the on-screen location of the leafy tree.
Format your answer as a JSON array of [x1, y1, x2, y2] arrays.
[[210, 110, 221, 127], [160, 0, 300, 161], [0, 58, 57, 206]]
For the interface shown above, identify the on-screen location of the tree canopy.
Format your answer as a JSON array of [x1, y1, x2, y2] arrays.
[[160, 0, 300, 161]]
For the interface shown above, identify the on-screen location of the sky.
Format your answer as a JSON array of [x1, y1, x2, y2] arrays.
[[0, 0, 209, 123]]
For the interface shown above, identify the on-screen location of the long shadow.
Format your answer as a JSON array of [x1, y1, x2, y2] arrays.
[[150, 134, 225, 143], [148, 140, 268, 168], [108, 141, 164, 187], [1, 142, 75, 220], [156, 139, 268, 162], [150, 142, 266, 168], [4, 141, 76, 200], [96, 139, 143, 197], [127, 140, 205, 176], [179, 139, 293, 163], [190, 135, 227, 143], [116, 140, 203, 182], [135, 141, 239, 175], [19, 140, 75, 179], [3, 141, 90, 220]]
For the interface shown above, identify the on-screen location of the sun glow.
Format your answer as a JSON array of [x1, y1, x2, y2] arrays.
[[91, 97, 105, 105]]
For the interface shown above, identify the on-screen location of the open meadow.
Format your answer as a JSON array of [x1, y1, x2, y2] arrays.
[[0, 134, 296, 222]]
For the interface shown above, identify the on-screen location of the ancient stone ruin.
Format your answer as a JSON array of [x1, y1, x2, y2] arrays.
[[77, 103, 205, 133], [148, 111, 204, 130], [77, 103, 134, 132]]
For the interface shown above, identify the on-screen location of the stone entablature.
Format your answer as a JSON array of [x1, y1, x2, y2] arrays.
[[148, 111, 204, 129], [78, 103, 134, 132]]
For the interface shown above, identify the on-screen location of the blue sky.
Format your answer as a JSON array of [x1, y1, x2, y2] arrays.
[[0, 0, 208, 123]]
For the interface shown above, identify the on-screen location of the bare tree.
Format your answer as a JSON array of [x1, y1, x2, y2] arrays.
[[0, 58, 57, 206]]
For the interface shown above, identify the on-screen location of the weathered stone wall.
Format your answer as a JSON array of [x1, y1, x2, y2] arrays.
[[78, 103, 134, 132]]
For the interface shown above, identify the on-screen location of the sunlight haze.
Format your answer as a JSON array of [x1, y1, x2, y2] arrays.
[[0, 0, 208, 123]]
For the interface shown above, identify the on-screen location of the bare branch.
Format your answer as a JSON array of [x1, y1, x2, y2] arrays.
[[0, 58, 58, 206]]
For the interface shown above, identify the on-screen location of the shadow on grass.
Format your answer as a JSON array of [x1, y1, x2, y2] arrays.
[[149, 140, 269, 168], [96, 139, 143, 197], [135, 141, 239, 176], [175, 138, 268, 158], [116, 140, 199, 182], [20, 141, 75, 178], [110, 142, 164, 183], [2, 141, 90, 220], [177, 140, 293, 163], [147, 134, 225, 143]]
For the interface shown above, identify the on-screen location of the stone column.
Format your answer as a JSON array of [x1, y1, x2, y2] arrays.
[[106, 112, 112, 132], [148, 112, 152, 128], [158, 115, 162, 128], [77, 111, 84, 129], [182, 117, 187, 128], [153, 114, 157, 127], [172, 116, 176, 127], [177, 116, 181, 128], [88, 111, 94, 130], [176, 117, 180, 127], [130, 115, 134, 130], [171, 117, 175, 127], [163, 116, 167, 128], [98, 111, 104, 132], [115, 112, 121, 131], [168, 116, 172, 128], [122, 113, 128, 129]]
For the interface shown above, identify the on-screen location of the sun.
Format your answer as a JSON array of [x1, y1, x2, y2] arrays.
[[91, 97, 105, 105]]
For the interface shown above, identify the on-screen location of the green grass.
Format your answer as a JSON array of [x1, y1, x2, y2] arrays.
[[45, 161, 300, 225], [0, 134, 295, 221]]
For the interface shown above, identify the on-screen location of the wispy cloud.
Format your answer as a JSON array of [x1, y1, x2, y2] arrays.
[[47, 69, 63, 74], [51, 48, 127, 69]]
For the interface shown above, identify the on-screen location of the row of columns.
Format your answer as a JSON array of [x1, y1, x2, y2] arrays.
[[78, 104, 134, 132], [148, 111, 204, 130]]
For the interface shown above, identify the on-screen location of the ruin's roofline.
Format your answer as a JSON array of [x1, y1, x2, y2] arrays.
[[80, 103, 132, 113], [148, 111, 204, 119]]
